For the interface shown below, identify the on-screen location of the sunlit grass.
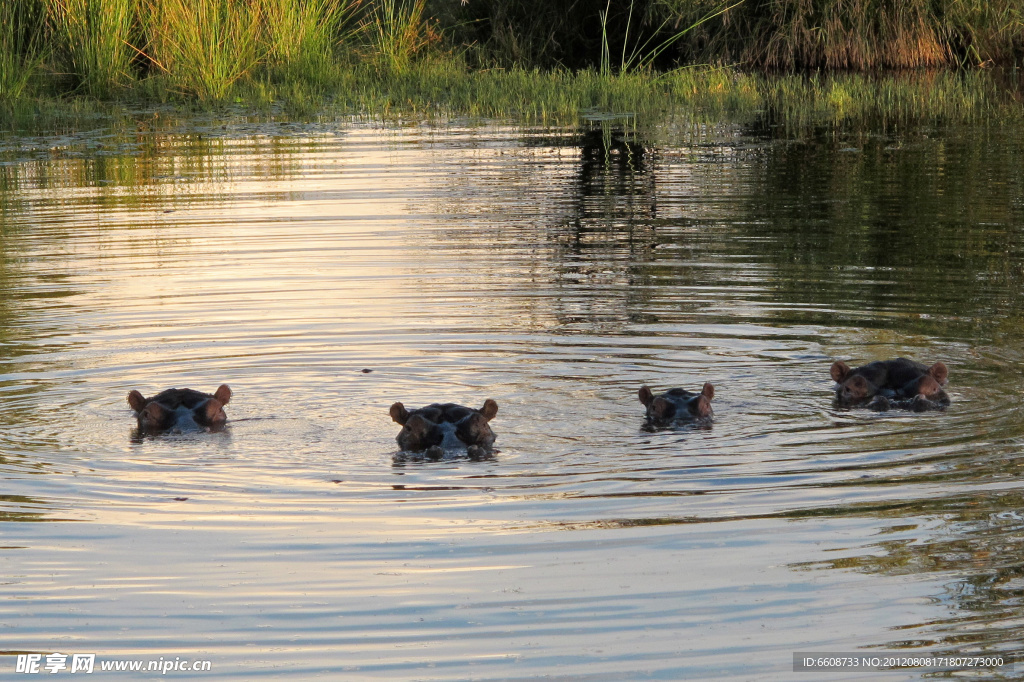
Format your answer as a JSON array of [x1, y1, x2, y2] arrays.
[[0, 0, 47, 102], [363, 0, 438, 74], [142, 0, 263, 101], [261, 0, 359, 82], [3, 60, 1022, 133], [760, 70, 1015, 130], [0, 0, 1021, 130], [48, 0, 135, 97]]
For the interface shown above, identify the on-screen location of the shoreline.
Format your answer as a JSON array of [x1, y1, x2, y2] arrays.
[[3, 64, 1022, 135]]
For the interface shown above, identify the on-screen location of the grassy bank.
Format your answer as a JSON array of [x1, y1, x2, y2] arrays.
[[1, 0, 1023, 132], [5, 60, 1021, 133]]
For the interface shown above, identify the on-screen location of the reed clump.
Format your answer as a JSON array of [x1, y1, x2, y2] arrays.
[[658, 0, 1024, 70], [261, 0, 359, 83], [48, 0, 136, 97], [0, 0, 1023, 129], [364, 0, 441, 74], [0, 0, 47, 102], [141, 0, 263, 100], [439, 0, 1024, 71]]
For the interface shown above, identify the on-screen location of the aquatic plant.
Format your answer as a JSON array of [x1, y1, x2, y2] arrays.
[[443, 0, 1024, 70], [364, 0, 439, 73], [0, 0, 1021, 125], [142, 0, 264, 100], [599, 0, 743, 76], [658, 0, 1024, 69], [0, 0, 48, 102], [759, 70, 1010, 130], [260, 0, 361, 80], [47, 0, 136, 97]]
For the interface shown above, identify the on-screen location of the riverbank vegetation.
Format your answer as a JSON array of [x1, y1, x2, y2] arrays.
[[1, 0, 1023, 130]]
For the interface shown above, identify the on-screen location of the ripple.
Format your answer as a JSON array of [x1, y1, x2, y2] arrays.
[[1, 120, 1023, 677]]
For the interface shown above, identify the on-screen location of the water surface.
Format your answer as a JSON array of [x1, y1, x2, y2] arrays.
[[2, 116, 1024, 679]]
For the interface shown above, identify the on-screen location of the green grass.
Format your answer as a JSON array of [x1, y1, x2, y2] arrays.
[[0, 0, 47, 101], [49, 0, 135, 97], [658, 0, 1024, 70], [365, 0, 437, 74], [0, 0, 1022, 131], [142, 0, 264, 101], [760, 71, 1012, 130], [261, 0, 359, 82], [3, 59, 1022, 134]]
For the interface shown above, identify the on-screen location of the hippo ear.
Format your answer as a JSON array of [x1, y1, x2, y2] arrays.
[[651, 397, 673, 420], [928, 362, 948, 385], [214, 384, 232, 405], [915, 375, 942, 398], [693, 395, 713, 419], [127, 390, 147, 412], [390, 402, 409, 425], [142, 401, 170, 426], [480, 399, 498, 421], [701, 382, 714, 400], [202, 399, 226, 426], [638, 386, 654, 407], [830, 361, 851, 383], [405, 414, 433, 437]]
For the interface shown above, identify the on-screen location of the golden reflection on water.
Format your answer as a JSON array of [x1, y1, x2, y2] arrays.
[[1, 119, 1024, 678]]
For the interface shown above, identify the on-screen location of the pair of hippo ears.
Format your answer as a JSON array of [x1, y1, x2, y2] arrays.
[[638, 383, 714, 407], [141, 397, 225, 425], [127, 384, 232, 412], [830, 361, 948, 385], [389, 399, 499, 426]]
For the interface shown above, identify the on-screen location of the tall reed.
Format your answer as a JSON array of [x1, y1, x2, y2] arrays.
[[0, 0, 48, 101], [260, 0, 360, 79], [365, 0, 436, 73], [143, 0, 263, 100], [599, 0, 744, 75], [47, 0, 135, 97], [658, 0, 1024, 69]]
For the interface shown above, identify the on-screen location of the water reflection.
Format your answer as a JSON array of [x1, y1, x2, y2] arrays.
[[1, 117, 1023, 676], [792, 488, 1024, 656]]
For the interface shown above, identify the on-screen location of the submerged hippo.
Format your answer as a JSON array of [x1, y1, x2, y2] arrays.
[[389, 399, 498, 458], [639, 382, 714, 425], [830, 358, 949, 412], [127, 385, 232, 433]]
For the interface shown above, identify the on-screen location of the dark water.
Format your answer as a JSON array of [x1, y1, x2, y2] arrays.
[[1, 115, 1023, 679]]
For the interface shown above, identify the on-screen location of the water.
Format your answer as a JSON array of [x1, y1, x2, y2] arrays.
[[2, 115, 1024, 679]]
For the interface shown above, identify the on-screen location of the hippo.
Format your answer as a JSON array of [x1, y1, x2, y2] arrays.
[[389, 399, 498, 459], [127, 385, 232, 433], [830, 358, 949, 411], [638, 382, 714, 425]]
